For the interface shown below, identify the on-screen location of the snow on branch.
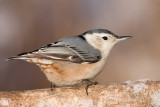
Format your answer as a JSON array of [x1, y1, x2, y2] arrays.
[[0, 80, 160, 107]]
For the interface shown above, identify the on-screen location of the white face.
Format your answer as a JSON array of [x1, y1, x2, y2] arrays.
[[85, 33, 117, 52], [84, 33, 130, 59]]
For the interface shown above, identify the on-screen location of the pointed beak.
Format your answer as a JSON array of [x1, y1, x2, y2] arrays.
[[116, 36, 132, 42]]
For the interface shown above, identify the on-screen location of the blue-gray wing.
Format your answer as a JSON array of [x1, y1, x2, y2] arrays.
[[36, 36, 101, 63], [10, 36, 101, 63]]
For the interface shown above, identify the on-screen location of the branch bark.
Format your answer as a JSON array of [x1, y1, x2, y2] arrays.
[[0, 80, 160, 107]]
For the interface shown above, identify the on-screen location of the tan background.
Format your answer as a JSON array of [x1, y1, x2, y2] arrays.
[[0, 0, 160, 91]]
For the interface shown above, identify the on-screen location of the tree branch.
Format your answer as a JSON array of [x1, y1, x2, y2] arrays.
[[0, 80, 160, 107]]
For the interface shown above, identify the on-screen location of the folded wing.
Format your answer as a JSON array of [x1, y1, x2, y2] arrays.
[[7, 36, 101, 63]]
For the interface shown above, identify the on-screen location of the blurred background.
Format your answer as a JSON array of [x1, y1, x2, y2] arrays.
[[0, 0, 160, 91]]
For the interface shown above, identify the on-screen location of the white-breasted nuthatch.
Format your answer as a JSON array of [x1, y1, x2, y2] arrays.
[[7, 29, 131, 95]]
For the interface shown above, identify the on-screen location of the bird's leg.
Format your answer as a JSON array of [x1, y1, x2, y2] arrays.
[[83, 79, 98, 95], [50, 83, 56, 90]]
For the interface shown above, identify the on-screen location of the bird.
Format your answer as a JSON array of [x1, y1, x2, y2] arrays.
[[7, 29, 132, 95]]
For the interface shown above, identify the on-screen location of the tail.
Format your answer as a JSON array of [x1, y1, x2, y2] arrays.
[[5, 56, 30, 61], [6, 52, 33, 61]]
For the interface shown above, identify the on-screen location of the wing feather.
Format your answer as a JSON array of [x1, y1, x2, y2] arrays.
[[8, 36, 101, 63]]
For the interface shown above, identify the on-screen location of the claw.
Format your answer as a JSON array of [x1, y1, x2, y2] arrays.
[[85, 85, 89, 95], [51, 83, 56, 90], [83, 79, 98, 95]]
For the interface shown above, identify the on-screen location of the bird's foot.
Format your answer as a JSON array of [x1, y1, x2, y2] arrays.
[[50, 83, 56, 90], [83, 79, 98, 95]]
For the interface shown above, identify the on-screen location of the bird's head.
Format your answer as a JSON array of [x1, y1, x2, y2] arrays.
[[82, 29, 132, 57]]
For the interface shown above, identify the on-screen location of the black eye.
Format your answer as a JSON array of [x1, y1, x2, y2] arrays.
[[102, 36, 108, 40]]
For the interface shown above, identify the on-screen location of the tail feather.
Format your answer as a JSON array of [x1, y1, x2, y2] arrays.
[[6, 52, 51, 61], [5, 56, 17, 61], [6, 48, 41, 61], [5, 56, 31, 61]]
